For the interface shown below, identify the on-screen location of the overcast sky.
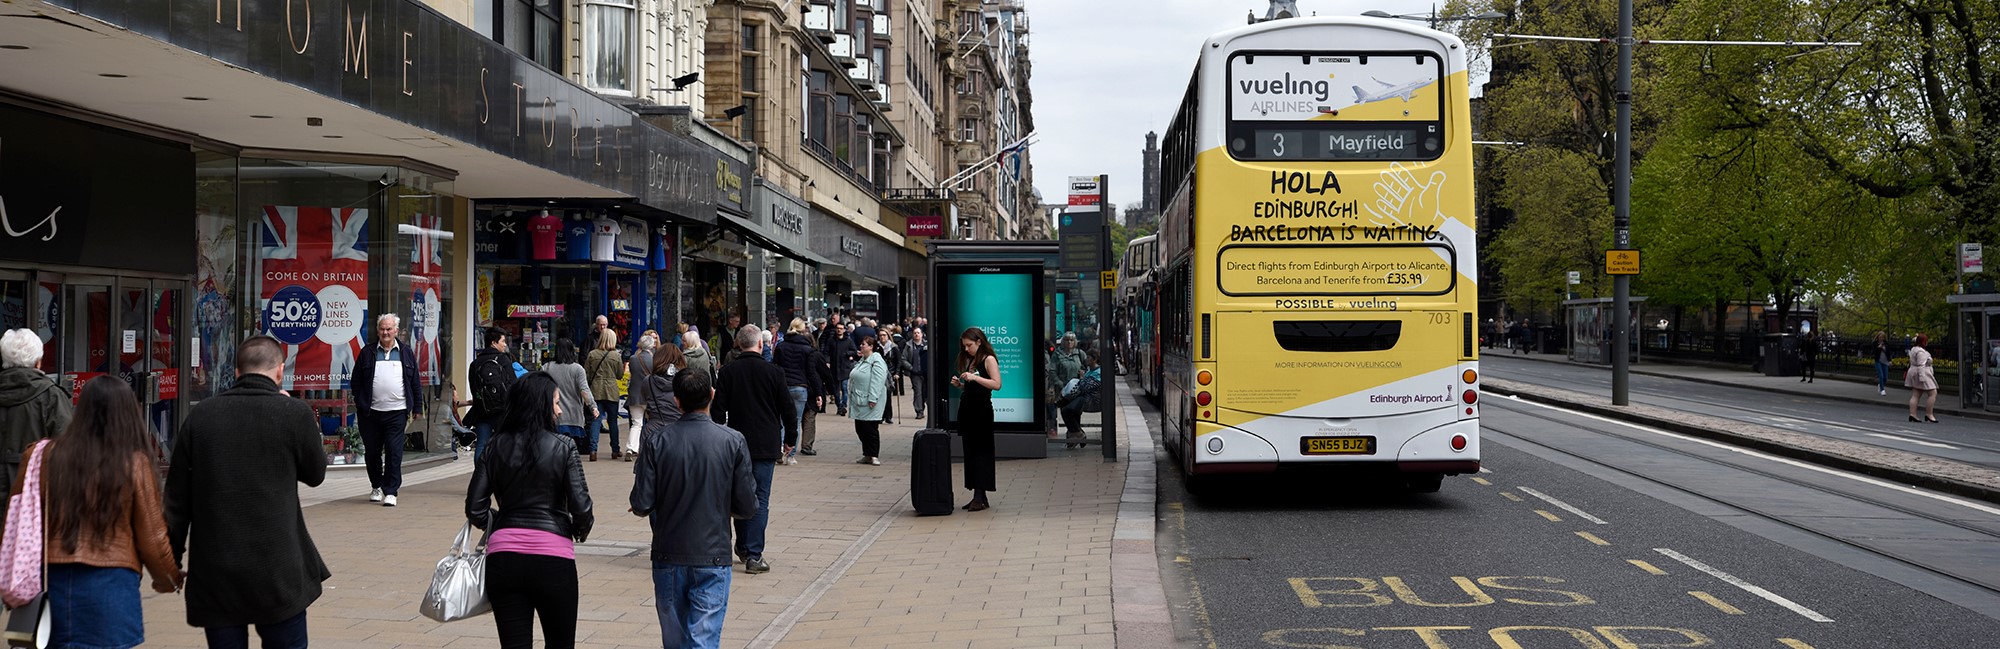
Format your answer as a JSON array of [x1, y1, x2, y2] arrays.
[[1027, 0, 1445, 213]]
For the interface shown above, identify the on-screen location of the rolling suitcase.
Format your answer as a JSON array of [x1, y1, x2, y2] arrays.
[[911, 428, 954, 516]]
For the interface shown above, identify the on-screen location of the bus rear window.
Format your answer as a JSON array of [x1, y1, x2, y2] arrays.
[[1225, 51, 1446, 161], [1274, 320, 1401, 352]]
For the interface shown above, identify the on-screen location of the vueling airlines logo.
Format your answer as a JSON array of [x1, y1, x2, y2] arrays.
[[1237, 73, 1332, 101]]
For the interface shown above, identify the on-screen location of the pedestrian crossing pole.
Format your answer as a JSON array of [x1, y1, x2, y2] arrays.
[[1096, 174, 1119, 461]]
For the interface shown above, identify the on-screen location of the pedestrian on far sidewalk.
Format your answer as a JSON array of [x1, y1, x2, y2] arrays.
[[876, 329, 899, 425], [0, 328, 71, 533], [1798, 330, 1819, 384], [803, 335, 835, 456], [1906, 333, 1938, 423], [831, 324, 857, 417], [907, 328, 930, 421], [953, 328, 1002, 512], [28, 376, 182, 649], [711, 325, 796, 575], [848, 336, 889, 466], [463, 328, 519, 460], [1872, 331, 1892, 396], [630, 368, 757, 649], [586, 328, 625, 461], [465, 372, 594, 649], [773, 319, 822, 465], [546, 339, 601, 457], [166, 335, 330, 648], [351, 313, 423, 507], [626, 333, 658, 460]]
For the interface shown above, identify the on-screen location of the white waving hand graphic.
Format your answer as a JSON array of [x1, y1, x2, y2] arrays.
[[1366, 162, 1449, 228]]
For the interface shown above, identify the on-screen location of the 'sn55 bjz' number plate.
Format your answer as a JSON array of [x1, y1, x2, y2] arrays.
[[1301, 436, 1376, 455]]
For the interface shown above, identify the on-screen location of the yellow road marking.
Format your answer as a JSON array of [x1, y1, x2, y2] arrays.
[[1534, 510, 1562, 522], [1575, 532, 1610, 546], [1779, 640, 1817, 649], [1627, 560, 1667, 575], [1690, 591, 1745, 615], [1501, 492, 1523, 502], [1471, 477, 1492, 486]]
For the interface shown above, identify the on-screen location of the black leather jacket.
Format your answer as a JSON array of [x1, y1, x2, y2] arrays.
[[629, 413, 757, 566], [465, 429, 594, 542]]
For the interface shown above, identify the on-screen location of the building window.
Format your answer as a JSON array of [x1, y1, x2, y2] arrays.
[[872, 46, 889, 85], [741, 103, 758, 143], [742, 57, 760, 93], [742, 22, 760, 52], [584, 0, 635, 93], [493, 0, 563, 73], [810, 71, 832, 146], [959, 118, 979, 143], [834, 94, 854, 167]]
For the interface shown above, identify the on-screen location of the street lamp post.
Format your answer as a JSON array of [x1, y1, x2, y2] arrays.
[[1360, 7, 1507, 28]]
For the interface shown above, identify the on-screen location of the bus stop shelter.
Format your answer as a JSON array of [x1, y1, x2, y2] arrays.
[[1948, 293, 2000, 412], [1563, 296, 1646, 365]]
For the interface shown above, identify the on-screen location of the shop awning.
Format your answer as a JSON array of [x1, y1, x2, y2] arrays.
[[717, 210, 839, 267]]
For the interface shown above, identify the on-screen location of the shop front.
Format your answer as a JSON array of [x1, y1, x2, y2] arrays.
[[0, 0, 736, 466], [810, 209, 903, 320], [473, 205, 681, 366], [746, 181, 832, 328]]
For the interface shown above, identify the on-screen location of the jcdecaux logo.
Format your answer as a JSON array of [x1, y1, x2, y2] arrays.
[[265, 285, 322, 345]]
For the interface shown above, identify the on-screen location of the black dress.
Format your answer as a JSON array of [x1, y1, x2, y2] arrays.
[[959, 360, 998, 492]]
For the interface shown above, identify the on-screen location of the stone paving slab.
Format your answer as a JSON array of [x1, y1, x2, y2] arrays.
[[134, 407, 1141, 648]]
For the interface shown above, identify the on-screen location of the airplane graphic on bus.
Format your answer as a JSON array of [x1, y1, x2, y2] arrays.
[[1352, 77, 1431, 105]]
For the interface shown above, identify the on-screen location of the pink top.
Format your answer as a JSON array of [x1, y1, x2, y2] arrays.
[[487, 528, 575, 560]]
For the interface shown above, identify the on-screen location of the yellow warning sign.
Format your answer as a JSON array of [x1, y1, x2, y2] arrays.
[[1101, 270, 1118, 289], [1606, 250, 1641, 275]]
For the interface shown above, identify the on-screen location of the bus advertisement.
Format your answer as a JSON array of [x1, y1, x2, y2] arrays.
[[1158, 17, 1480, 494]]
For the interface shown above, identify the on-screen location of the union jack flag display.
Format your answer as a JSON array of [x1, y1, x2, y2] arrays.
[[258, 205, 369, 392], [409, 212, 443, 385]]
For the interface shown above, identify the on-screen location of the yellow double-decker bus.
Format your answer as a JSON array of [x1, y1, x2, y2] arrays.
[[1158, 17, 1481, 494]]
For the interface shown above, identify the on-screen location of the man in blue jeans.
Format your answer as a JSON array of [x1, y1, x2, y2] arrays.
[[631, 367, 757, 648], [710, 325, 797, 574]]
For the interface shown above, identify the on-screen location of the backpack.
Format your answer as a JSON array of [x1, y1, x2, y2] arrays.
[[471, 354, 513, 419]]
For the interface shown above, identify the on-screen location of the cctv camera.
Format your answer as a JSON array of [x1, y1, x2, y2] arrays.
[[377, 173, 393, 187]]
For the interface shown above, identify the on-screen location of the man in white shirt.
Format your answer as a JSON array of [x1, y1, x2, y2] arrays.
[[350, 313, 423, 507]]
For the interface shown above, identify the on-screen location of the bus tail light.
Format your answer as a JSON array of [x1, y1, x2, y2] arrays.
[[1462, 369, 1477, 384], [1462, 390, 1478, 404], [1197, 370, 1212, 386], [1451, 434, 1468, 451], [1196, 391, 1212, 406]]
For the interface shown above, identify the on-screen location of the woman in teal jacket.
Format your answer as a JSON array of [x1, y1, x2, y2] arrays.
[[847, 336, 890, 465]]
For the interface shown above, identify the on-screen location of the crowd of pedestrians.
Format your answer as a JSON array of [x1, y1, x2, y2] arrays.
[[0, 310, 993, 649]]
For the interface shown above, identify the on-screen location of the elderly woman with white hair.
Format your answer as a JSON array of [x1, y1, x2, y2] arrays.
[[0, 328, 73, 528]]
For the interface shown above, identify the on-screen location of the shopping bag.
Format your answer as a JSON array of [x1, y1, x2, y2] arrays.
[[418, 521, 492, 622], [0, 441, 49, 608]]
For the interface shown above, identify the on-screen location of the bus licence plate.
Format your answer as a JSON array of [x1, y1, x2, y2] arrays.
[[1301, 436, 1375, 455]]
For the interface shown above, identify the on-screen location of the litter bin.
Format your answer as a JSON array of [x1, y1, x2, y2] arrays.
[[1761, 333, 1800, 376], [1538, 325, 1561, 354]]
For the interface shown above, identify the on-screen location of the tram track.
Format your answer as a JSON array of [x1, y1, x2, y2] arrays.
[[1485, 397, 2000, 597]]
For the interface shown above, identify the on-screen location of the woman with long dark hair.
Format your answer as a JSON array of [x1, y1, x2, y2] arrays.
[[544, 339, 600, 458], [951, 327, 1002, 511], [466, 372, 594, 649], [17, 375, 182, 648]]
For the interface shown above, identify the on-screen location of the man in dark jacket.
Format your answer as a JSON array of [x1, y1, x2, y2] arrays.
[[0, 328, 71, 531], [349, 313, 424, 507], [831, 326, 858, 417], [630, 368, 757, 647], [772, 327, 822, 462], [166, 335, 330, 647], [906, 327, 930, 420], [709, 325, 795, 575], [465, 328, 517, 460]]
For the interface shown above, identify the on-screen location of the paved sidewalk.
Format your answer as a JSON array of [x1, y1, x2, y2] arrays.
[[136, 406, 1158, 648], [1495, 349, 1999, 422]]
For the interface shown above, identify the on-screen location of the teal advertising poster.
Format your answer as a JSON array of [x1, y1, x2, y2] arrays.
[[945, 272, 1036, 424]]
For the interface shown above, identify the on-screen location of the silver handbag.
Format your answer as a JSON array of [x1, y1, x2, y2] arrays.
[[419, 521, 492, 622]]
